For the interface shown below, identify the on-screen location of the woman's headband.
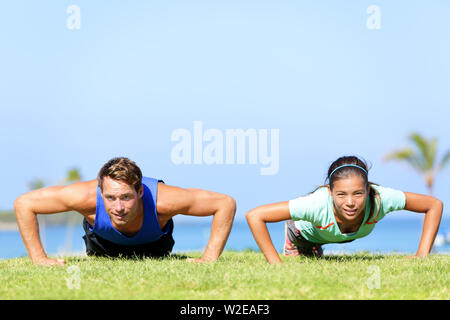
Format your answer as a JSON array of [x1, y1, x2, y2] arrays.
[[329, 164, 368, 180]]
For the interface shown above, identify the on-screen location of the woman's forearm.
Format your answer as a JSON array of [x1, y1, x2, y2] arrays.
[[416, 200, 443, 257], [246, 211, 282, 264]]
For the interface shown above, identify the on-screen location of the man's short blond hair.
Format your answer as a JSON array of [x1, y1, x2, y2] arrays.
[[97, 157, 142, 192]]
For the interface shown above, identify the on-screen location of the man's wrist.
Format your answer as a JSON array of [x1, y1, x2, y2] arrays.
[[200, 253, 219, 262], [31, 254, 48, 264]]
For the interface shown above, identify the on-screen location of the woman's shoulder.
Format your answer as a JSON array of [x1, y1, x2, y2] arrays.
[[310, 186, 329, 196], [369, 184, 406, 211], [289, 186, 330, 222], [370, 184, 403, 195]]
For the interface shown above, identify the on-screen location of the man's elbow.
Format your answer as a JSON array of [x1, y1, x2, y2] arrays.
[[14, 194, 31, 216], [222, 195, 237, 216], [14, 194, 27, 210]]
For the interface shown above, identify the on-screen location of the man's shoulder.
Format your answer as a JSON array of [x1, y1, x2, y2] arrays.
[[63, 179, 98, 213]]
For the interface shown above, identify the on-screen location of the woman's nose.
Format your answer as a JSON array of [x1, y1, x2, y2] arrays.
[[346, 196, 355, 206]]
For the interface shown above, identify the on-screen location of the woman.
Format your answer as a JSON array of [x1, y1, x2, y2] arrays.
[[246, 156, 443, 264]]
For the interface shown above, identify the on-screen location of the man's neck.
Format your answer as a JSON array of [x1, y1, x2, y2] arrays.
[[113, 199, 144, 236]]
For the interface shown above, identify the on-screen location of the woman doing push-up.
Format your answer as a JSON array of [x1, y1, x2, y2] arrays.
[[246, 156, 443, 264]]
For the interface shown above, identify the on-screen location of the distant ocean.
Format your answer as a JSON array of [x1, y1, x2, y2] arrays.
[[1, 216, 449, 259]]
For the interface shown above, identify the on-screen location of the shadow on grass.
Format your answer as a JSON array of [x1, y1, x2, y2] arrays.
[[320, 254, 387, 262], [66, 252, 193, 263], [281, 252, 392, 262]]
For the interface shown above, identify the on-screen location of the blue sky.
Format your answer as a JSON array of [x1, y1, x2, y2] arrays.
[[1, 1, 449, 221]]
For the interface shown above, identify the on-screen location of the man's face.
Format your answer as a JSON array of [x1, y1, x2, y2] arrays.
[[329, 174, 368, 224], [101, 177, 143, 227]]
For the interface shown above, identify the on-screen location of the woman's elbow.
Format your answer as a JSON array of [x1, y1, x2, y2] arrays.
[[433, 198, 444, 213], [245, 208, 260, 222]]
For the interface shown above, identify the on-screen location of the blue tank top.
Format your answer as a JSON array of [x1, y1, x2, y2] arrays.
[[88, 176, 171, 245]]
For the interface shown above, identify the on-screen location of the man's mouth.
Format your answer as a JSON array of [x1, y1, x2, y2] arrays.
[[114, 213, 127, 220]]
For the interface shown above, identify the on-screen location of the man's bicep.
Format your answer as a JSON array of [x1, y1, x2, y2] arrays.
[[157, 184, 224, 217], [17, 180, 96, 214]]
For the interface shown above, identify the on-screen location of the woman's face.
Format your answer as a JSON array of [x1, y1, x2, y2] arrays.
[[329, 174, 368, 224]]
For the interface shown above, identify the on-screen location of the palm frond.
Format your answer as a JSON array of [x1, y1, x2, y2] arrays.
[[437, 150, 450, 172], [384, 148, 424, 172], [408, 132, 436, 171], [427, 137, 438, 170]]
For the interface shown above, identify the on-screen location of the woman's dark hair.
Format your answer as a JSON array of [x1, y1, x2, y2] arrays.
[[313, 156, 381, 222], [327, 156, 371, 190]]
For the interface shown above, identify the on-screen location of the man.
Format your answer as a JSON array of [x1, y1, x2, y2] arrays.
[[14, 157, 236, 266]]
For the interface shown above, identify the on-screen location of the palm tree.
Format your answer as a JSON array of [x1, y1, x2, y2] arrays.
[[384, 132, 450, 195], [28, 178, 47, 249], [65, 167, 82, 184], [28, 178, 45, 190], [62, 167, 82, 254]]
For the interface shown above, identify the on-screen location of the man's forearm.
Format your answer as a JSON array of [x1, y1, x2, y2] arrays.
[[201, 199, 236, 261], [14, 201, 48, 263]]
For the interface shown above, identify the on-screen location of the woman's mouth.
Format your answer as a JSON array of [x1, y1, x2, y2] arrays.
[[343, 209, 358, 216]]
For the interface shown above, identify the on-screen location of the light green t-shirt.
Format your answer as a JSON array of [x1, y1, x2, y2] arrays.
[[288, 185, 406, 244]]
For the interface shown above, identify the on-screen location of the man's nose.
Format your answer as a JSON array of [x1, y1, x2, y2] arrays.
[[114, 200, 124, 211]]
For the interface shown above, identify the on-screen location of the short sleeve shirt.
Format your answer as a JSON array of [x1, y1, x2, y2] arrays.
[[288, 185, 406, 244]]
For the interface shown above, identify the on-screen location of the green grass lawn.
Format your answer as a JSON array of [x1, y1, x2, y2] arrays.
[[0, 251, 448, 300]]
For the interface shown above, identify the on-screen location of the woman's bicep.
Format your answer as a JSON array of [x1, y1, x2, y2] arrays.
[[403, 192, 441, 213], [246, 201, 291, 223]]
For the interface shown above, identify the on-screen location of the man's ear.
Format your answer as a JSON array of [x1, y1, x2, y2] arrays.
[[138, 185, 144, 198]]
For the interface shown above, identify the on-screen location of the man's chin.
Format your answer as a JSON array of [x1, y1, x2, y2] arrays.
[[111, 214, 129, 224]]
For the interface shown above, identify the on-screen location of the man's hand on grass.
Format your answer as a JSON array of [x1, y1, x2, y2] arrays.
[[34, 257, 66, 266], [405, 254, 427, 259], [186, 257, 215, 263]]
